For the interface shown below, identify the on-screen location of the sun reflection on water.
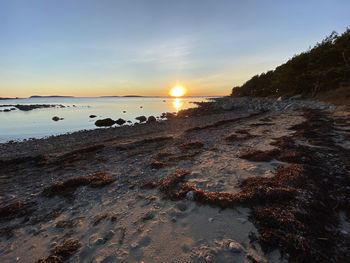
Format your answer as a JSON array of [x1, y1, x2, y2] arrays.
[[172, 98, 184, 112]]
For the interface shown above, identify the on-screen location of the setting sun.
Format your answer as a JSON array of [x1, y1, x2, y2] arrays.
[[169, 85, 187, 97]]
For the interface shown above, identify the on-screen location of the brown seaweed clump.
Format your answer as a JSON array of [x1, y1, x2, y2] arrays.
[[239, 147, 305, 164], [51, 145, 105, 167], [225, 130, 257, 142], [146, 109, 350, 262], [42, 172, 115, 198], [0, 200, 34, 220], [151, 164, 303, 209], [37, 239, 81, 263], [178, 141, 204, 151], [239, 149, 280, 162]]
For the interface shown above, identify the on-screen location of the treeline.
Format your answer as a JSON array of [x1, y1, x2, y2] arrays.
[[231, 29, 350, 97]]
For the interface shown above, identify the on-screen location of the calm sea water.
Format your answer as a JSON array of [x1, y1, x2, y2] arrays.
[[0, 97, 212, 143]]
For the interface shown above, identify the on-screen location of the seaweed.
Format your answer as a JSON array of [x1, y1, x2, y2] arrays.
[[37, 239, 81, 263], [178, 141, 204, 151], [147, 109, 350, 262], [0, 200, 34, 220], [42, 172, 115, 198], [51, 145, 105, 166], [239, 149, 280, 162]]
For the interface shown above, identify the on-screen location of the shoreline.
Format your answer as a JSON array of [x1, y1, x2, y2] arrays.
[[0, 97, 349, 262]]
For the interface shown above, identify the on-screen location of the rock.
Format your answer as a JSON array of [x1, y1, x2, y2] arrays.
[[171, 217, 177, 222], [115, 118, 126, 126], [228, 241, 243, 253], [191, 170, 201, 177], [186, 191, 194, 201], [94, 237, 105, 245], [147, 116, 157, 123], [290, 94, 302, 100], [89, 115, 97, 118], [3, 109, 11, 112], [208, 218, 214, 223], [161, 112, 176, 119], [130, 242, 139, 249], [246, 249, 266, 263], [205, 254, 214, 262], [142, 211, 155, 221], [135, 116, 147, 123], [95, 118, 115, 127], [49, 241, 58, 248], [52, 116, 63, 121], [122, 110, 126, 113], [340, 230, 348, 235]]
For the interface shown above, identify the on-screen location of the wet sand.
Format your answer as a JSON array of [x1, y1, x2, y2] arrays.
[[0, 98, 349, 263]]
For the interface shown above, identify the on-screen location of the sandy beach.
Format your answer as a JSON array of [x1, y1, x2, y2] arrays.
[[0, 97, 349, 263]]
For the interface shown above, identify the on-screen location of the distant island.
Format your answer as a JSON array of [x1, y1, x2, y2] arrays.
[[30, 95, 75, 98], [0, 97, 20, 100], [99, 95, 145, 98]]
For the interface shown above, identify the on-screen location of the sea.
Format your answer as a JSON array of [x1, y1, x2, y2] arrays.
[[0, 96, 214, 143]]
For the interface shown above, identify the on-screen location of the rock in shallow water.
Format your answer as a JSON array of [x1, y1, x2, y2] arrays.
[[115, 118, 126, 126], [147, 116, 157, 123], [95, 118, 116, 127], [52, 116, 63, 121], [135, 115, 147, 123]]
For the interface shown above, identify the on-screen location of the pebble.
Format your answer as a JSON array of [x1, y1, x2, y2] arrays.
[[191, 170, 201, 176], [205, 254, 214, 262], [340, 230, 348, 235], [228, 241, 243, 253], [186, 191, 194, 200], [142, 211, 155, 221], [49, 241, 58, 248], [94, 238, 105, 245], [130, 242, 139, 249]]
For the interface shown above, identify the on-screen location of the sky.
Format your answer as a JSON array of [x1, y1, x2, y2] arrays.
[[0, 0, 349, 97]]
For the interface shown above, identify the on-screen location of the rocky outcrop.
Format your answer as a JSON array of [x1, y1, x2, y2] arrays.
[[147, 116, 157, 123], [52, 116, 64, 121], [115, 118, 126, 126], [135, 116, 147, 123], [95, 118, 116, 127]]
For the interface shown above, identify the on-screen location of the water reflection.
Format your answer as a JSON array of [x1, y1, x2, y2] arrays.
[[172, 98, 184, 112]]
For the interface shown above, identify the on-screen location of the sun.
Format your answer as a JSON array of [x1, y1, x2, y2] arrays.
[[169, 85, 187, 97]]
